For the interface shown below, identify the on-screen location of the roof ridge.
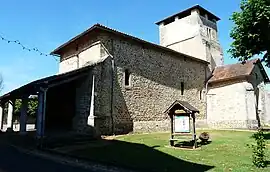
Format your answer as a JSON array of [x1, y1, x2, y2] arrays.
[[215, 58, 260, 69], [51, 23, 209, 64]]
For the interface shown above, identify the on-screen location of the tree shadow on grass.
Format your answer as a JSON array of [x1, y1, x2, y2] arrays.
[[66, 139, 214, 172]]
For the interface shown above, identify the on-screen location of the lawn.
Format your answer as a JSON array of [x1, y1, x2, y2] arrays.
[[65, 130, 270, 172]]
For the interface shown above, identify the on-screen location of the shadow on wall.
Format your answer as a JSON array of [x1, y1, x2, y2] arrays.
[[113, 70, 133, 134], [66, 138, 215, 172]]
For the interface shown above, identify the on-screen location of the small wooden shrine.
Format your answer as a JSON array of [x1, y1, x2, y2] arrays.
[[164, 100, 199, 149]]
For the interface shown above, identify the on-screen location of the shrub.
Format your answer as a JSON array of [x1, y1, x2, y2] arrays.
[[250, 129, 267, 168]]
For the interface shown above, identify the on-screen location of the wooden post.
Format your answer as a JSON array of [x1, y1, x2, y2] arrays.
[[36, 91, 44, 138], [41, 89, 47, 137], [170, 114, 174, 146], [0, 104, 4, 130], [20, 95, 28, 135], [7, 100, 14, 131], [192, 113, 197, 149]]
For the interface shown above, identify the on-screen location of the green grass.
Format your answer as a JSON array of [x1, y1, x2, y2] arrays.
[[68, 130, 270, 172]]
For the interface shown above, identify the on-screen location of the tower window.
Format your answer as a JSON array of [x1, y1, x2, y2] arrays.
[[124, 69, 131, 86], [181, 82, 184, 95], [199, 90, 203, 100], [207, 28, 211, 38]]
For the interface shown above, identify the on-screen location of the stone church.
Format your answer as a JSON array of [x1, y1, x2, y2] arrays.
[[0, 5, 269, 136]]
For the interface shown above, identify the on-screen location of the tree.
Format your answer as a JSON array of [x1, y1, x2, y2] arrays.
[[14, 97, 38, 117], [229, 0, 270, 66]]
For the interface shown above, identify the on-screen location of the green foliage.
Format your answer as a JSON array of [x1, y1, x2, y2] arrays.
[[14, 98, 38, 117], [229, 0, 270, 66], [250, 129, 267, 168], [28, 98, 38, 116]]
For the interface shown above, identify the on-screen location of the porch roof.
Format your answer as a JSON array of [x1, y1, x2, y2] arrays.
[[164, 100, 199, 114], [0, 65, 93, 103]]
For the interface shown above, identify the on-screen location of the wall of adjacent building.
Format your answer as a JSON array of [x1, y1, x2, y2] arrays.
[[249, 64, 269, 126], [207, 64, 268, 129], [264, 92, 270, 125], [207, 80, 258, 129]]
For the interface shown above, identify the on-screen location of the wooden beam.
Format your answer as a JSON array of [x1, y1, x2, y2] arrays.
[[36, 91, 44, 138]]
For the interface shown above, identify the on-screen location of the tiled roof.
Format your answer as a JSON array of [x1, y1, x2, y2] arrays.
[[164, 100, 199, 114], [0, 64, 95, 103], [50, 23, 208, 64], [208, 59, 269, 83]]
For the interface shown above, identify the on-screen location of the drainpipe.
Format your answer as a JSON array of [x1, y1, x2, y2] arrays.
[[204, 64, 213, 121]]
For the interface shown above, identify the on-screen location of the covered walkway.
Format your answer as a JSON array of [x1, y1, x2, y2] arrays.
[[0, 65, 93, 138]]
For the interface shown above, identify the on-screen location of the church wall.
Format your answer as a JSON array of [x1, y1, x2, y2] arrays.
[[158, 9, 224, 70], [59, 35, 101, 74], [72, 58, 113, 136], [159, 11, 206, 61], [99, 33, 207, 133], [59, 36, 113, 135], [207, 81, 258, 128]]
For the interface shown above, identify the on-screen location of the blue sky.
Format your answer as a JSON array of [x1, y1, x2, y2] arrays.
[[0, 0, 268, 94]]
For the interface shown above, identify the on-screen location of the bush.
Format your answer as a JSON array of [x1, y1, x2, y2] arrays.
[[250, 129, 267, 168]]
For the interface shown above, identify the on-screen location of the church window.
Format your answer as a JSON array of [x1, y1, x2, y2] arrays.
[[206, 28, 211, 39], [181, 82, 184, 95], [124, 69, 131, 87]]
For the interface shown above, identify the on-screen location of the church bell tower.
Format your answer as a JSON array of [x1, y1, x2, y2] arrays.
[[156, 5, 224, 70]]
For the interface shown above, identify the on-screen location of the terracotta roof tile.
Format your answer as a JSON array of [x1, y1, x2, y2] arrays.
[[209, 59, 261, 83]]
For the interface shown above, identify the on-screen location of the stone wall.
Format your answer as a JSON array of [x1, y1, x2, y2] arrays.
[[264, 92, 270, 125], [207, 80, 253, 128], [73, 72, 93, 134], [59, 31, 207, 134], [71, 59, 113, 136], [207, 64, 268, 129], [249, 64, 269, 126], [98, 33, 207, 133]]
